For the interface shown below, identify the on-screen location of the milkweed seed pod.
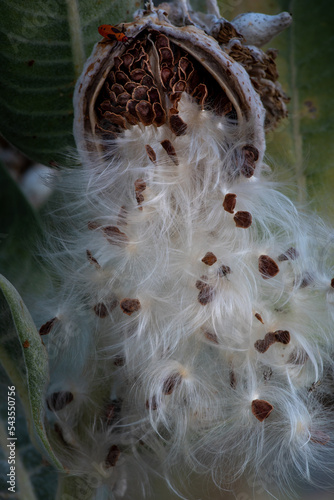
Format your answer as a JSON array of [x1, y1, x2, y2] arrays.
[[40, 3, 334, 498]]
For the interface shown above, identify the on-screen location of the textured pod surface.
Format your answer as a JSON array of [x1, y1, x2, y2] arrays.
[[39, 5, 334, 499]]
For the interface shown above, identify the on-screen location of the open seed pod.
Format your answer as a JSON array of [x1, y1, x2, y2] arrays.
[[47, 6, 334, 499], [74, 8, 265, 169]]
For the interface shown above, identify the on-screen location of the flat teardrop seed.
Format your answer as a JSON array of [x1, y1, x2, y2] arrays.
[[223, 193, 237, 213], [106, 445, 120, 467], [145, 144, 156, 163], [251, 399, 273, 421], [163, 374, 182, 395], [39, 317, 58, 335], [161, 139, 178, 164], [120, 298, 141, 315], [234, 211, 252, 228], [258, 255, 280, 279], [201, 252, 217, 266]]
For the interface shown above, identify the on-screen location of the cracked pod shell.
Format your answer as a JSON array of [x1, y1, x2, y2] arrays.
[[73, 12, 265, 163]]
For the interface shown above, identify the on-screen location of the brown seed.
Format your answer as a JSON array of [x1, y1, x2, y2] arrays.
[[134, 179, 146, 193], [145, 144, 156, 163], [251, 399, 273, 421], [229, 369, 237, 389], [47, 391, 74, 412], [116, 92, 131, 106], [254, 332, 276, 353], [178, 57, 194, 80], [39, 317, 58, 335], [86, 250, 100, 269], [163, 374, 182, 395], [115, 70, 130, 85], [161, 139, 178, 165], [146, 395, 158, 410], [135, 100, 154, 126], [23, 340, 30, 348], [124, 81, 138, 94], [234, 211, 252, 228], [223, 193, 237, 214], [110, 83, 125, 96], [258, 255, 279, 279], [120, 298, 141, 316], [331, 278, 334, 288], [133, 85, 149, 101], [130, 68, 147, 82], [155, 34, 170, 50], [241, 144, 259, 178], [135, 179, 146, 209], [106, 445, 120, 467], [198, 285, 215, 305], [201, 252, 217, 266], [88, 220, 100, 230], [103, 226, 128, 246], [218, 265, 231, 277], [159, 47, 174, 66], [173, 80, 186, 94], [255, 313, 264, 324], [141, 74, 154, 87], [113, 56, 123, 70], [121, 53, 134, 68], [195, 276, 208, 290], [147, 87, 160, 104], [192, 83, 208, 108], [105, 399, 122, 425], [114, 355, 125, 367], [93, 303, 108, 318], [274, 330, 290, 344], [161, 67, 173, 89], [277, 247, 299, 262], [298, 272, 313, 288], [169, 114, 187, 136], [204, 331, 219, 344], [152, 102, 166, 127], [102, 111, 127, 129]]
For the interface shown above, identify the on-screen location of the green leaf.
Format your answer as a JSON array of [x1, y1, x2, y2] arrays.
[[0, 162, 48, 294], [0, 0, 139, 167], [0, 273, 63, 470]]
